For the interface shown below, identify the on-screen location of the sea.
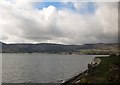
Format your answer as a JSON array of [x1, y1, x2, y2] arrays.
[[1, 53, 101, 83]]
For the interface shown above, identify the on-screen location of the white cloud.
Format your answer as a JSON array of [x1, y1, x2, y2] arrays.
[[0, 1, 118, 44]]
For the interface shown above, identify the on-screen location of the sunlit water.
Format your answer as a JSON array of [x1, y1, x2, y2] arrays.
[[2, 53, 96, 83]]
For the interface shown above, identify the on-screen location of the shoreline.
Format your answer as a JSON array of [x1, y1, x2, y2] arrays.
[[61, 57, 102, 85], [61, 70, 88, 85], [1, 53, 110, 56]]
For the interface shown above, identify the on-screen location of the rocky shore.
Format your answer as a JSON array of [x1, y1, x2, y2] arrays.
[[61, 54, 120, 84], [61, 57, 101, 85]]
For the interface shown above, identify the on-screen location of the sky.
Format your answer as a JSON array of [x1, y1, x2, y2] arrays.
[[0, 0, 118, 45]]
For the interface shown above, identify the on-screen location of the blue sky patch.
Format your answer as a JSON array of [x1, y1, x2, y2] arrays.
[[33, 2, 64, 10], [33, 2, 97, 15]]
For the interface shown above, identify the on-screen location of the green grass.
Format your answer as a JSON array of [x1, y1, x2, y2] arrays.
[[80, 55, 120, 83]]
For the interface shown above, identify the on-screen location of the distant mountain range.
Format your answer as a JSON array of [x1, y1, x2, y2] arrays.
[[0, 41, 118, 53]]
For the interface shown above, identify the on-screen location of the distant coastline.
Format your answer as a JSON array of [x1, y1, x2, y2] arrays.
[[0, 41, 118, 55]]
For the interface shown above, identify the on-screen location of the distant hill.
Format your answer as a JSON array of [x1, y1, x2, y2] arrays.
[[0, 41, 118, 54], [0, 41, 2, 53]]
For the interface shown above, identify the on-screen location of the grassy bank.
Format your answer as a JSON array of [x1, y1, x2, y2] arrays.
[[78, 55, 120, 84], [61, 54, 120, 85]]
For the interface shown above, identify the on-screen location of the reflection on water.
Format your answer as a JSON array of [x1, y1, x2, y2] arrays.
[[2, 53, 95, 83]]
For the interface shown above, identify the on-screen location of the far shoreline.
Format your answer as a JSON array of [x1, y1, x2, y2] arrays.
[[1, 52, 110, 56]]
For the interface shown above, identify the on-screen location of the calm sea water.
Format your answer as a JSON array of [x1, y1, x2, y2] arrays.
[[2, 53, 96, 83]]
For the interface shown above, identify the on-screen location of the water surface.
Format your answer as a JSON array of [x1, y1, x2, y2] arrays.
[[2, 53, 96, 83]]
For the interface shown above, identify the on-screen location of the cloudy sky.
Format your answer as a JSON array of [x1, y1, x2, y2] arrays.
[[0, 0, 118, 45]]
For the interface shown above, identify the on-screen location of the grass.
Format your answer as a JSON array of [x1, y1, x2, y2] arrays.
[[79, 55, 120, 83]]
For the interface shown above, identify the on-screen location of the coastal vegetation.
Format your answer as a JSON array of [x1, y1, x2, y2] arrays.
[[62, 54, 120, 84], [79, 55, 120, 83]]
